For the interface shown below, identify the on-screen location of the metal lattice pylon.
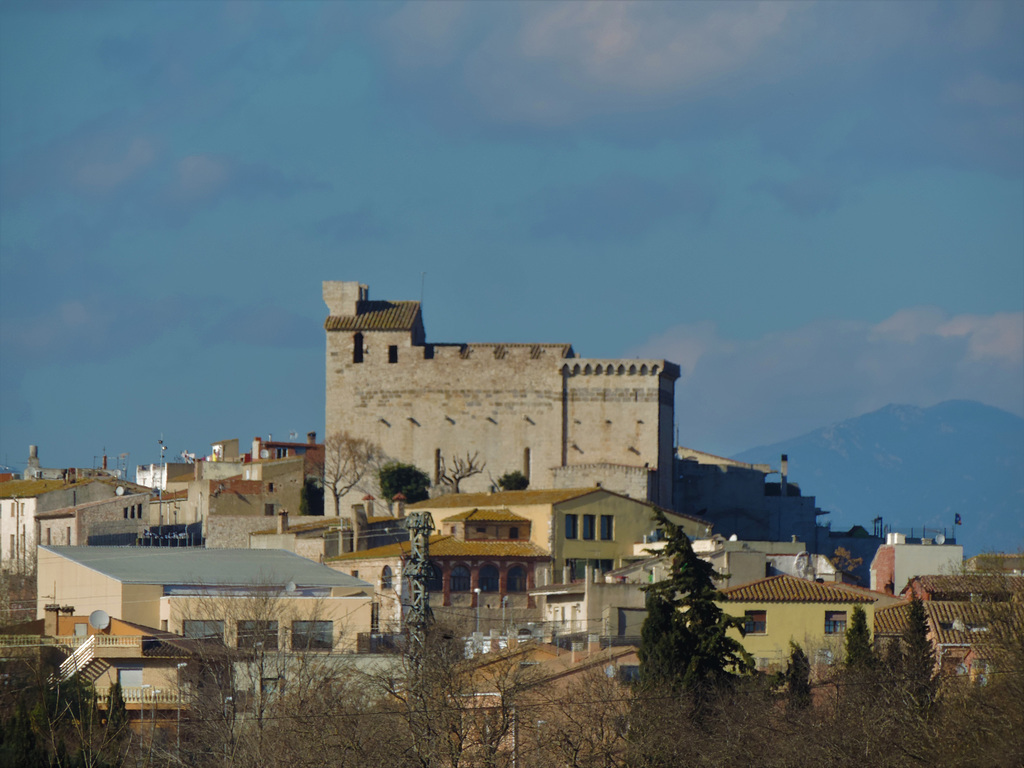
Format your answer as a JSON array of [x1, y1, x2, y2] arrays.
[[402, 510, 434, 669]]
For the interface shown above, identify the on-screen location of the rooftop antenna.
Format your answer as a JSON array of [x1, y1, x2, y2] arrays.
[[420, 271, 426, 307]]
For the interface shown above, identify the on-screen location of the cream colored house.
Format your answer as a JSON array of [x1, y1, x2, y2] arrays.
[[37, 546, 375, 653], [409, 488, 711, 582]]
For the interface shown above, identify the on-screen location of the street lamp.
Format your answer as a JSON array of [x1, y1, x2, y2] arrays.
[[152, 690, 161, 738]]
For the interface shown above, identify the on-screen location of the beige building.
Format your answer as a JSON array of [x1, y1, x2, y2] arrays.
[[408, 488, 711, 581], [37, 546, 375, 653], [323, 281, 680, 506]]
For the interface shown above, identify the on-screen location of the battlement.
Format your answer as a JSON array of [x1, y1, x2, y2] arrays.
[[562, 360, 680, 380]]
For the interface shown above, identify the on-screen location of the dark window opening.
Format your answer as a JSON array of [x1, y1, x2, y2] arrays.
[[582, 515, 595, 540], [353, 333, 364, 363], [509, 526, 520, 540], [565, 514, 578, 540], [450, 565, 471, 592], [745, 610, 767, 635], [183, 620, 225, 641], [388, 345, 398, 363], [825, 611, 847, 635], [292, 620, 333, 651], [507, 566, 527, 592], [479, 565, 499, 592], [600, 515, 613, 541], [238, 620, 278, 650]]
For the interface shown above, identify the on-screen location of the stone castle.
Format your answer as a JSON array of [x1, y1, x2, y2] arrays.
[[324, 281, 679, 506]]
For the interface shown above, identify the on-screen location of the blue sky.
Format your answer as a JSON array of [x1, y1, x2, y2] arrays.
[[1, 0, 1021, 477]]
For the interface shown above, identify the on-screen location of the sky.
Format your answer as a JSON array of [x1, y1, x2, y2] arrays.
[[1, 0, 1022, 478]]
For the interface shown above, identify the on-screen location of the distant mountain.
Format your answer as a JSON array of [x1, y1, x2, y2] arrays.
[[732, 401, 1024, 557]]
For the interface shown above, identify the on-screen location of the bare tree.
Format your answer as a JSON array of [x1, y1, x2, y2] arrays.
[[438, 452, 486, 494], [318, 432, 384, 551]]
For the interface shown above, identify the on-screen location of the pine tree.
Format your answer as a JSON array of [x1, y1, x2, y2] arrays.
[[785, 641, 812, 709], [844, 605, 874, 669], [902, 594, 936, 707], [638, 510, 752, 698]]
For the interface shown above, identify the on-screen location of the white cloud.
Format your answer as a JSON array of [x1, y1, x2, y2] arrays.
[[74, 137, 156, 191], [628, 309, 1024, 455]]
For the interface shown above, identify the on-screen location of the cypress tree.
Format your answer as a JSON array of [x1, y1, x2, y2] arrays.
[[902, 594, 936, 707], [844, 605, 874, 669], [785, 641, 812, 709], [638, 510, 752, 697]]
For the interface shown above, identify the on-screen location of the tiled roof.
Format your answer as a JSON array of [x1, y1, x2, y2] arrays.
[[441, 508, 530, 523], [0, 479, 84, 498], [720, 574, 878, 604], [912, 574, 1024, 600], [251, 519, 342, 536], [324, 301, 420, 332], [924, 601, 1024, 645], [327, 534, 549, 562], [873, 602, 912, 636], [410, 488, 601, 510]]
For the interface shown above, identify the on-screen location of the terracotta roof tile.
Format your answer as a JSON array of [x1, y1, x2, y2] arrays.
[[324, 301, 420, 332], [441, 508, 531, 523], [873, 602, 912, 636], [720, 574, 878, 604], [410, 489, 598, 509], [912, 574, 1024, 601], [327, 534, 549, 562]]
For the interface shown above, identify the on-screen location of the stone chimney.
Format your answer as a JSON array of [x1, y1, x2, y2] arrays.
[[306, 431, 317, 445], [277, 509, 289, 534], [393, 493, 407, 519], [362, 495, 375, 518], [44, 604, 60, 636]]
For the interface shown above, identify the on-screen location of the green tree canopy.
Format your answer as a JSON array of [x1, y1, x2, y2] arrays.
[[496, 471, 529, 491], [378, 462, 431, 504], [785, 641, 811, 710], [844, 605, 875, 669], [638, 510, 752, 698]]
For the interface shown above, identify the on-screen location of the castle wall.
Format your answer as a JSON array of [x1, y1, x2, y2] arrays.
[[324, 282, 679, 506]]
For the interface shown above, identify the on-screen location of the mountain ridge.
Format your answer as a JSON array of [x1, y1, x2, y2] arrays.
[[731, 400, 1024, 557]]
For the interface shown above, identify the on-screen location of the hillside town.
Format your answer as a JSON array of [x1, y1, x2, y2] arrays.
[[1, 281, 1021, 768]]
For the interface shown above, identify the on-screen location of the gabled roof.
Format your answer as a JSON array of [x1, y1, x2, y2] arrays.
[[327, 534, 549, 562], [324, 301, 420, 332], [40, 546, 371, 589], [441, 508, 531, 524], [873, 601, 912, 636], [720, 574, 878, 604], [410, 488, 599, 509], [908, 574, 1024, 601]]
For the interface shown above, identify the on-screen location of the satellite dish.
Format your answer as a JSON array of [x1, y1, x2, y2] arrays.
[[115, 486, 125, 496], [935, 533, 946, 545], [728, 534, 739, 542], [605, 664, 616, 678], [260, 449, 270, 459], [88, 610, 110, 630], [285, 581, 297, 594]]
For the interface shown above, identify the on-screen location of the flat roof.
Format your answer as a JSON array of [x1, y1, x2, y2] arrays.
[[40, 546, 372, 589]]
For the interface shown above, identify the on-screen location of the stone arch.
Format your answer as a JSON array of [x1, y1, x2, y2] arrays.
[[640, 364, 649, 375], [507, 565, 528, 592], [584, 364, 593, 375], [628, 365, 637, 375], [651, 364, 659, 375], [381, 565, 392, 590], [573, 364, 581, 375], [450, 564, 471, 592], [617, 364, 625, 375]]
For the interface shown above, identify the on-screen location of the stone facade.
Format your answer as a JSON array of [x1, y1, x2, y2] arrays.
[[324, 281, 680, 506]]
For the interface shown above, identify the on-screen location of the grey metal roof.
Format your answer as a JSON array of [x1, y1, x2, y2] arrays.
[[40, 546, 371, 589]]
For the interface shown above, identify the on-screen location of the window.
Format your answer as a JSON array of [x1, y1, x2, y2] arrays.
[[381, 565, 392, 590], [268, 482, 275, 492], [66, 526, 71, 544], [388, 345, 398, 363], [74, 623, 87, 637], [292, 620, 333, 651], [600, 515, 614, 541], [123, 507, 128, 519], [427, 562, 443, 591], [509, 526, 519, 540], [565, 514, 578, 540], [450, 566, 471, 592], [475, 526, 487, 534], [582, 515, 595, 540], [353, 333, 364, 363], [237, 620, 279, 650], [46, 529, 51, 545], [118, 668, 143, 688], [523, 447, 531, 481], [825, 611, 847, 635], [479, 564, 499, 592], [744, 610, 767, 635], [507, 566, 527, 592], [183, 620, 225, 641]]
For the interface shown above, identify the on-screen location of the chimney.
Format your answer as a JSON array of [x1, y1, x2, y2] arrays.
[[393, 493, 407, 519], [277, 509, 289, 534], [362, 495, 375, 518], [307, 431, 316, 445], [780, 454, 788, 497], [563, 564, 572, 584], [253, 437, 262, 459], [44, 604, 60, 636], [102, 455, 108, 470]]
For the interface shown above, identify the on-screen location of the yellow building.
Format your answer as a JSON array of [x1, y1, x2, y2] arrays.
[[718, 574, 896, 671], [410, 487, 711, 581]]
